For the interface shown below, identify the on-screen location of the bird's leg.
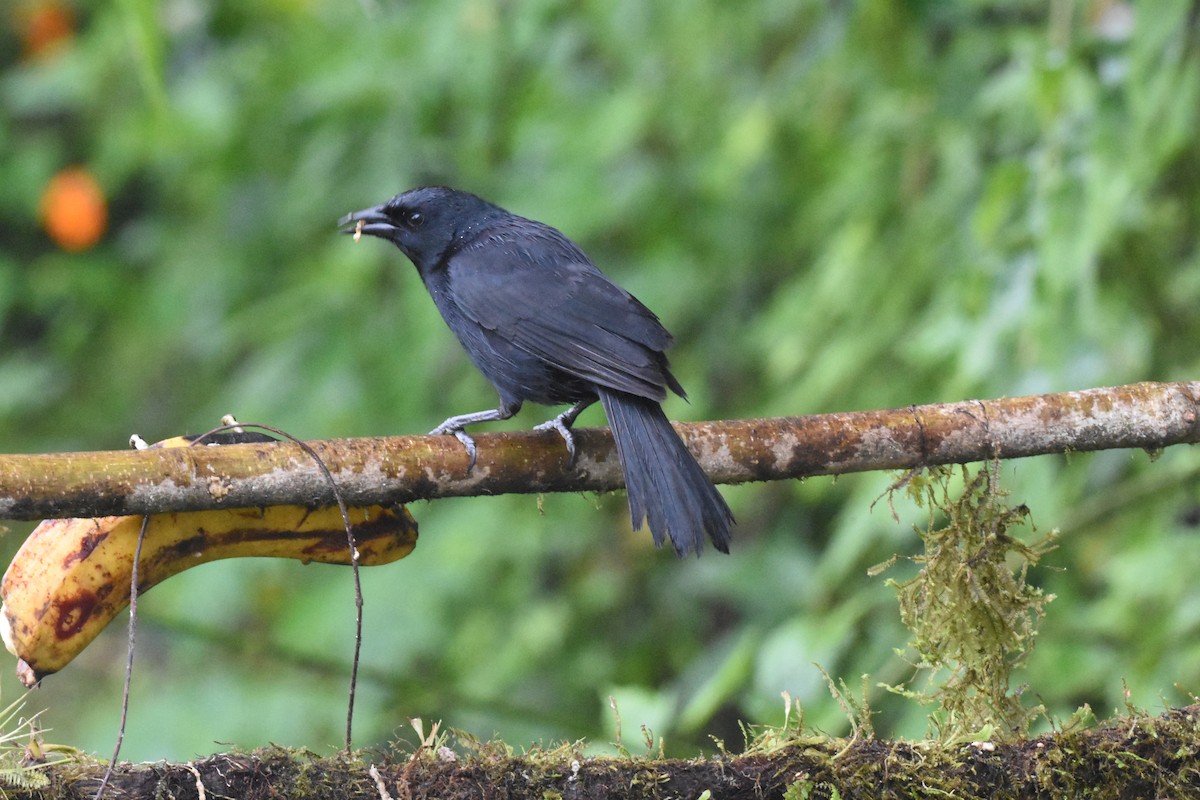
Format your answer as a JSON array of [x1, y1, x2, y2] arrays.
[[533, 399, 594, 464], [429, 401, 521, 470]]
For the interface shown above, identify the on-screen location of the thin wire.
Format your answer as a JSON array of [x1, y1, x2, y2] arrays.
[[92, 513, 152, 800], [93, 420, 364, 800], [189, 422, 364, 750]]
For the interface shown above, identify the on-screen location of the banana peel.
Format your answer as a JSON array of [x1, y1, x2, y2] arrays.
[[0, 430, 418, 686]]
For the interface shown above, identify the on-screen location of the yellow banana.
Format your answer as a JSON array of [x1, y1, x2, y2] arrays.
[[0, 430, 418, 685]]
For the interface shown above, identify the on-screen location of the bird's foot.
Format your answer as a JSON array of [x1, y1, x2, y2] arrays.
[[427, 405, 521, 472], [533, 414, 577, 464], [429, 423, 479, 470]]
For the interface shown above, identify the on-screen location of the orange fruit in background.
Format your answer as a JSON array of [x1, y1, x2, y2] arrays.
[[20, 3, 75, 59], [39, 167, 107, 252]]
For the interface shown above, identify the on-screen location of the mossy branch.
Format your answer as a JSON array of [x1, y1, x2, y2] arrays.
[[21, 705, 1200, 800], [0, 381, 1196, 521]]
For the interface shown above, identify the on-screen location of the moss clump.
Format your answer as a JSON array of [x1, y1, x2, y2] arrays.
[[877, 463, 1057, 741]]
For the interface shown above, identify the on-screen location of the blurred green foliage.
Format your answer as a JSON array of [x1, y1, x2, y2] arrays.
[[1, 0, 1199, 762]]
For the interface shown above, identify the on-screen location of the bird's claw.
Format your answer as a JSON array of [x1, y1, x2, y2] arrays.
[[430, 425, 478, 471], [533, 416, 577, 464]]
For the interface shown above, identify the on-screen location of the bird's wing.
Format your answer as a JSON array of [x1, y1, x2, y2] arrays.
[[446, 239, 678, 400]]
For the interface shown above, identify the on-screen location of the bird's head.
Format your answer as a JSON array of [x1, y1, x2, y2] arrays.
[[339, 186, 499, 268]]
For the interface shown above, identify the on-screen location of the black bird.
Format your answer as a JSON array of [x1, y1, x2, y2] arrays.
[[339, 187, 733, 556]]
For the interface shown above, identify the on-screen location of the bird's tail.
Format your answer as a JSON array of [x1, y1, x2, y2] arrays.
[[598, 388, 734, 556]]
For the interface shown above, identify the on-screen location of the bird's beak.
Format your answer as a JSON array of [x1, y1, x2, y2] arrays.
[[337, 204, 396, 239]]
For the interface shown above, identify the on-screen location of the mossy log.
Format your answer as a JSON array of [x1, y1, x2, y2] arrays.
[[13, 703, 1199, 800]]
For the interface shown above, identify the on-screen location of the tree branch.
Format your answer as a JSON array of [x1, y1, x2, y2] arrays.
[[27, 702, 1200, 799], [0, 381, 1195, 521]]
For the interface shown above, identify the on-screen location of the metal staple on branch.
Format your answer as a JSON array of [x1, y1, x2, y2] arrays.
[[0, 381, 1196, 521]]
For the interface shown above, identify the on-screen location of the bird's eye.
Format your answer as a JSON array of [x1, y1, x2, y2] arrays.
[[405, 210, 425, 228]]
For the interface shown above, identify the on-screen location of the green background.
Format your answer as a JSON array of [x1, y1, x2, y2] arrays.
[[2, 0, 1198, 760]]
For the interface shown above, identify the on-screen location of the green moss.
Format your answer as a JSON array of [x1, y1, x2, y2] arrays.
[[877, 464, 1058, 741]]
